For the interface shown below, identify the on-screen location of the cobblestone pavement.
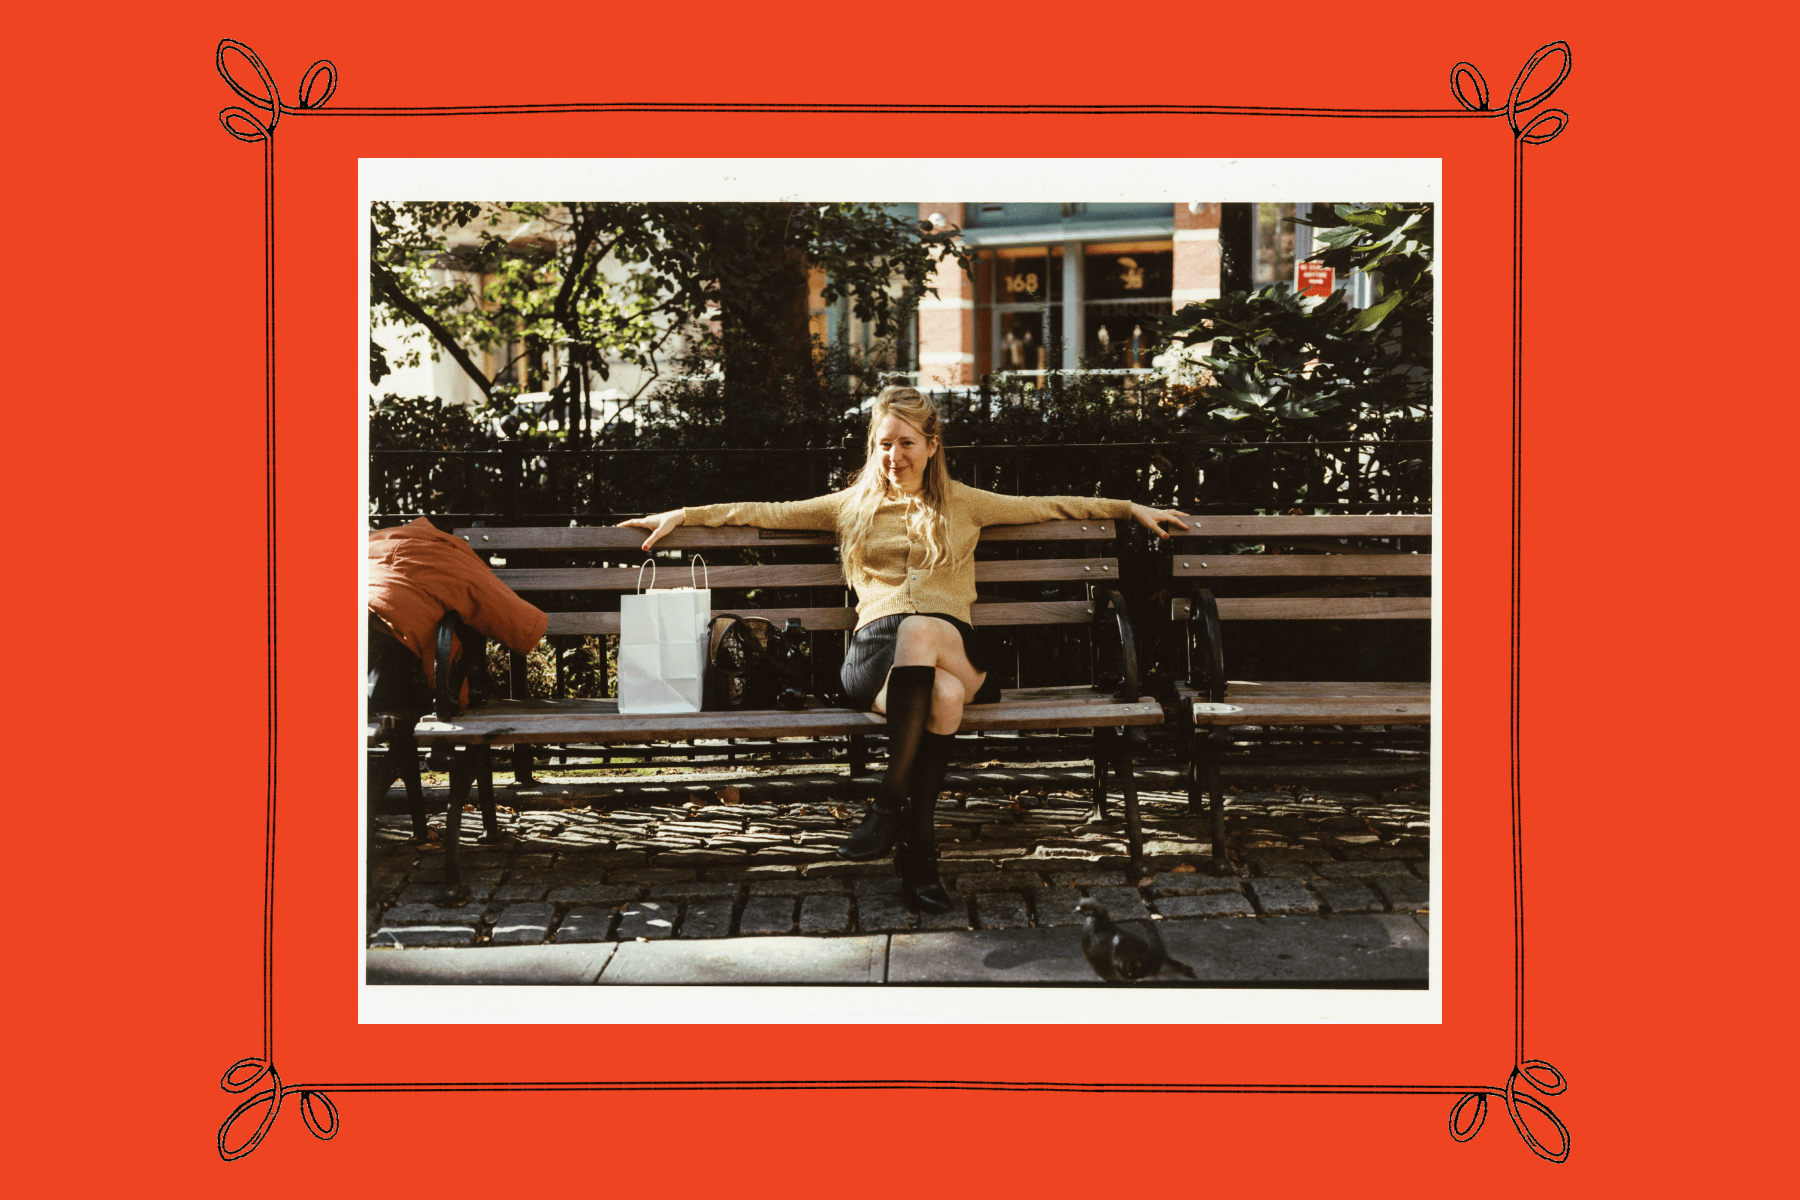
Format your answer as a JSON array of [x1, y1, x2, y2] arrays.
[[367, 763, 1430, 952]]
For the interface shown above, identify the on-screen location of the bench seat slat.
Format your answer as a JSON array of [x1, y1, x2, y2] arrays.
[[545, 608, 851, 636], [1178, 680, 1428, 698], [542, 599, 1098, 637], [409, 688, 1161, 746], [1174, 555, 1431, 577], [1213, 597, 1431, 620], [1191, 690, 1431, 726]]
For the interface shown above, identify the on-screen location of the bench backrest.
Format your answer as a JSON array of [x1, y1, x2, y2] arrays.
[[1168, 514, 1432, 622], [456, 519, 1124, 697], [1169, 514, 1432, 691], [459, 519, 1119, 636]]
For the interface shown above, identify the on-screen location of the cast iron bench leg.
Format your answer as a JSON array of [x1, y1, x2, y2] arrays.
[[395, 727, 428, 841], [849, 733, 866, 778], [1185, 720, 1204, 816], [1086, 727, 1111, 823], [1117, 731, 1143, 874], [476, 745, 502, 842], [443, 754, 471, 886], [1200, 729, 1229, 868]]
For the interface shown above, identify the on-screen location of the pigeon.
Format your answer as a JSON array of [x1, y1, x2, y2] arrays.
[[1076, 898, 1197, 982]]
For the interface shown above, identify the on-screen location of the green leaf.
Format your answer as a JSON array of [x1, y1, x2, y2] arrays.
[[1346, 290, 1404, 333]]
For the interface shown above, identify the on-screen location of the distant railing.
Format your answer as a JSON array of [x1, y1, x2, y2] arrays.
[[369, 437, 1431, 529]]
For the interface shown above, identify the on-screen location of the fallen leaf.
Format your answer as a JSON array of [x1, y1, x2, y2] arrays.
[[717, 785, 741, 805], [1171, 863, 1197, 874]]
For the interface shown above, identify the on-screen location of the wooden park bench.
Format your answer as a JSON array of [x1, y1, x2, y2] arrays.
[[1169, 514, 1432, 865], [386, 518, 1163, 882]]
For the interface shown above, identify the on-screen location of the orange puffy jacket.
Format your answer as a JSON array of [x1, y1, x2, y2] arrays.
[[367, 518, 548, 703]]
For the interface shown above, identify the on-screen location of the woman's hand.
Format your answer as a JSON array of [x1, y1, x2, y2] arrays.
[[615, 508, 685, 551], [1130, 503, 1192, 540]]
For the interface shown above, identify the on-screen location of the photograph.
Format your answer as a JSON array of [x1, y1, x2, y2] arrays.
[[361, 164, 1439, 1021], [15, 7, 1788, 1191]]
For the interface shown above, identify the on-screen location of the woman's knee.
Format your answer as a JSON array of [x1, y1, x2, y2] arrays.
[[932, 670, 966, 711], [929, 670, 966, 733], [894, 615, 952, 662]]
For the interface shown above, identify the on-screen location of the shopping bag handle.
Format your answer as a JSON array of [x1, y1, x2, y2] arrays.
[[690, 554, 709, 590], [635, 558, 656, 593]]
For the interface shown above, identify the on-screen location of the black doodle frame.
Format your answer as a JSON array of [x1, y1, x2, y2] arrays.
[[213, 37, 1573, 1162]]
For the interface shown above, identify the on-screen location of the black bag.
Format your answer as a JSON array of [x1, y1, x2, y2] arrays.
[[703, 614, 838, 711]]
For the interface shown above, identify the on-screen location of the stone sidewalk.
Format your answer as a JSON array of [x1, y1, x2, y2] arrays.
[[367, 759, 1431, 986]]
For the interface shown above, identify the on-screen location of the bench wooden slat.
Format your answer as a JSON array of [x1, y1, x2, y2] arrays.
[[1192, 691, 1431, 726], [1174, 555, 1430, 577], [497, 562, 845, 591], [498, 557, 1119, 593], [1178, 680, 1427, 698], [968, 600, 1096, 625], [545, 608, 851, 636], [977, 558, 1118, 582], [976, 518, 1115, 541], [542, 599, 1100, 637], [410, 688, 1161, 746], [1173, 515, 1431, 538], [1213, 597, 1431, 620], [454, 517, 1115, 552], [459, 526, 835, 550]]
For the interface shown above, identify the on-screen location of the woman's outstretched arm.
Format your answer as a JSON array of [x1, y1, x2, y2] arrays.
[[616, 490, 850, 552], [953, 484, 1192, 539]]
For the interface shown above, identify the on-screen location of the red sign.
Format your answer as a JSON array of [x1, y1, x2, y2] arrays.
[[1296, 262, 1335, 298]]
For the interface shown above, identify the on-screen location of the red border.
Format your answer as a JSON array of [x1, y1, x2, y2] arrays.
[[18, 4, 1786, 1194], [272, 71, 1518, 1119]]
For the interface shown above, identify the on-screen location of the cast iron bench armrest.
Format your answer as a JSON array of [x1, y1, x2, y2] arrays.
[[1089, 587, 1141, 705], [1170, 589, 1226, 705]]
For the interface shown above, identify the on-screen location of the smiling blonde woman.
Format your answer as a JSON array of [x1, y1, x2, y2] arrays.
[[619, 386, 1189, 913]]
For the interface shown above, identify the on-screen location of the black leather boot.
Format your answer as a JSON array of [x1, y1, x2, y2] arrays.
[[896, 730, 954, 913], [838, 665, 936, 861]]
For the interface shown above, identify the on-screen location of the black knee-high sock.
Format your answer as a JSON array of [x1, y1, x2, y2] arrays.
[[899, 731, 953, 865], [874, 665, 936, 811]]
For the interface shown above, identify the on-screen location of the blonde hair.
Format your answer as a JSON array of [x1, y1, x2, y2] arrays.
[[840, 386, 952, 582]]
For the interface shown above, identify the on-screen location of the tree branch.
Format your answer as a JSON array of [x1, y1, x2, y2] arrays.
[[371, 258, 494, 399]]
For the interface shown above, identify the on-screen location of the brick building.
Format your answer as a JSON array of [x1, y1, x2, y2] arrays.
[[842, 200, 1325, 389]]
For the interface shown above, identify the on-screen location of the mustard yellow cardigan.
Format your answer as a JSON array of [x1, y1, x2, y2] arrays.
[[684, 481, 1130, 629]]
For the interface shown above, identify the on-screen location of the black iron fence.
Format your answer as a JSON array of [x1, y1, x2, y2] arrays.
[[369, 439, 1432, 530]]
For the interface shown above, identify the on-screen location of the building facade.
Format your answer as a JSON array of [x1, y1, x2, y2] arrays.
[[901, 200, 1317, 388]]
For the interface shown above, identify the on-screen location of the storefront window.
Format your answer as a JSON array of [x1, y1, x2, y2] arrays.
[[1083, 242, 1172, 367], [974, 238, 1175, 376], [978, 245, 1063, 378]]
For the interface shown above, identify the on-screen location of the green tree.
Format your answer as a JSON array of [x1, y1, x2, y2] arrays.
[[1149, 202, 1435, 508], [370, 201, 970, 426]]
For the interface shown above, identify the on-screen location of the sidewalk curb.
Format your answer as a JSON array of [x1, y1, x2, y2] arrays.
[[366, 913, 1428, 987]]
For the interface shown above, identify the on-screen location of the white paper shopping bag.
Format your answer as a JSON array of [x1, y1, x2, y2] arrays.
[[616, 557, 711, 714]]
